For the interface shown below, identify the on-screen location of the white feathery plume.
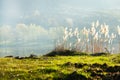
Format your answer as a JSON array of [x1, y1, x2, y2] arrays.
[[68, 31, 73, 38], [63, 35, 68, 41], [100, 24, 104, 34], [77, 38, 81, 43], [111, 33, 116, 39], [82, 27, 89, 37], [95, 20, 99, 28], [69, 32, 73, 38], [92, 22, 95, 27], [104, 24, 109, 37], [108, 38, 111, 44], [104, 39, 108, 42], [87, 39, 89, 42], [94, 32, 98, 40], [117, 25, 120, 35], [82, 27, 86, 34], [90, 26, 96, 35], [100, 24, 109, 36], [74, 27, 79, 36], [64, 27, 68, 36], [68, 28, 73, 37], [63, 27, 69, 41]]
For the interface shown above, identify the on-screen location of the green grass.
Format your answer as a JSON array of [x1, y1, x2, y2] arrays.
[[0, 54, 120, 80]]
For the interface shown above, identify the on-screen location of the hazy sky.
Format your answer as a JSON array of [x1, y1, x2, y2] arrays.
[[0, 0, 120, 56], [0, 0, 120, 25]]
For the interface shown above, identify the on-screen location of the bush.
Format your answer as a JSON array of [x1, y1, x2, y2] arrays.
[[45, 50, 88, 56], [90, 52, 109, 56]]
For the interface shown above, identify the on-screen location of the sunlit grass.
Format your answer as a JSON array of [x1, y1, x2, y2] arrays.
[[0, 54, 120, 80]]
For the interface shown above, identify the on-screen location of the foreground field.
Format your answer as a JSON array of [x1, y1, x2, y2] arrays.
[[0, 54, 120, 80]]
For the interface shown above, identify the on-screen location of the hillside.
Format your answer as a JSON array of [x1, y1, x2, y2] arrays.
[[0, 54, 120, 80]]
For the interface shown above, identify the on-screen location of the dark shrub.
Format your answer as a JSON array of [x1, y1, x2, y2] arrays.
[[74, 63, 87, 68], [90, 63, 108, 71], [45, 50, 75, 56], [64, 71, 87, 80], [45, 50, 88, 56], [90, 52, 109, 56], [5, 55, 13, 58], [29, 54, 37, 58], [14, 56, 19, 59], [106, 66, 120, 72], [91, 63, 102, 68]]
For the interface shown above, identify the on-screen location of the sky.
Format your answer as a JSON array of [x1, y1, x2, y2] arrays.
[[0, 0, 120, 56], [0, 0, 120, 25]]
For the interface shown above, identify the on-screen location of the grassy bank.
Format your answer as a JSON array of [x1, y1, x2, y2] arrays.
[[0, 54, 120, 80]]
